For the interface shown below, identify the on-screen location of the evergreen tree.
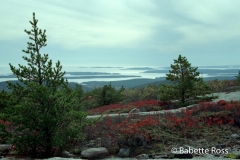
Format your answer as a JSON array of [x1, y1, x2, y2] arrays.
[[3, 13, 93, 157], [93, 83, 125, 106], [166, 55, 200, 105], [0, 90, 12, 112], [158, 83, 178, 102]]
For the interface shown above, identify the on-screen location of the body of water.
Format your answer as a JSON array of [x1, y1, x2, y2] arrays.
[[0, 65, 239, 84]]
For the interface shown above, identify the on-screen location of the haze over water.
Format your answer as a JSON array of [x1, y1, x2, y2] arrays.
[[1, 65, 239, 84]]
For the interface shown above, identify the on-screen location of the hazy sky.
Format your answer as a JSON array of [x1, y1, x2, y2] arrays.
[[1, 0, 240, 68]]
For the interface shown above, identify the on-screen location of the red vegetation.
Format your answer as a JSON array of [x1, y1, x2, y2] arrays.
[[85, 100, 240, 148], [89, 100, 172, 115]]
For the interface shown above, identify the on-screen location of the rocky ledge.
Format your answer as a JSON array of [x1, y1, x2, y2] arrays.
[[1, 133, 240, 159]]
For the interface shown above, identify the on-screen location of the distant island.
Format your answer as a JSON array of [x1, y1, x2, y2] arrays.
[[0, 75, 236, 92]]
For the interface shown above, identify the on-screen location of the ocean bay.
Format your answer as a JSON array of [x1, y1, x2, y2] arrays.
[[0, 65, 239, 84]]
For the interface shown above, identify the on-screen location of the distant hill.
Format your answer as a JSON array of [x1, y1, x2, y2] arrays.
[[0, 80, 19, 92], [0, 75, 236, 92], [132, 76, 236, 89], [80, 77, 166, 90], [0, 80, 93, 92]]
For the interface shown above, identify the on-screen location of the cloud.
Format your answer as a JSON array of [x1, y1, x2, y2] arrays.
[[172, 0, 240, 45], [1, 0, 240, 68], [1, 0, 166, 50]]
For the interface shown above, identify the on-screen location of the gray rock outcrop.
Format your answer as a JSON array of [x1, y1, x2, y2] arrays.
[[81, 147, 109, 159]]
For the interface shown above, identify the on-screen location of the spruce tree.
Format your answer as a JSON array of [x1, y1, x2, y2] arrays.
[[166, 55, 200, 105], [4, 13, 93, 157]]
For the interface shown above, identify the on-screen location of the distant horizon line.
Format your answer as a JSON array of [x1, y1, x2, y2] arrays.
[[1, 64, 240, 69], [77, 65, 240, 68]]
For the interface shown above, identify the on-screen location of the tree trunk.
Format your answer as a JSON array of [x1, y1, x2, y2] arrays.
[[181, 89, 185, 104]]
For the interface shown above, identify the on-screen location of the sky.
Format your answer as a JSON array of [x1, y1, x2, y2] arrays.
[[1, 0, 240, 69]]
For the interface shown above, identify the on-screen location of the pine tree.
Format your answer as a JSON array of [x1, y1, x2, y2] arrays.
[[0, 90, 12, 112], [166, 55, 200, 105], [93, 83, 125, 106], [4, 13, 93, 157]]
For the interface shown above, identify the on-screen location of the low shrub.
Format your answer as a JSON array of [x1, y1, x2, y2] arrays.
[[89, 100, 173, 115], [84, 100, 240, 155], [122, 85, 159, 102], [207, 79, 238, 92]]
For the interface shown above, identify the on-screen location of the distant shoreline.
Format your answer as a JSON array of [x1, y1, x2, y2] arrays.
[[0, 75, 236, 92]]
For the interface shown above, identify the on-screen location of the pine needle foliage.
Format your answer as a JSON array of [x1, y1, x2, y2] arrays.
[[166, 55, 201, 105], [4, 13, 94, 157], [93, 83, 125, 107]]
